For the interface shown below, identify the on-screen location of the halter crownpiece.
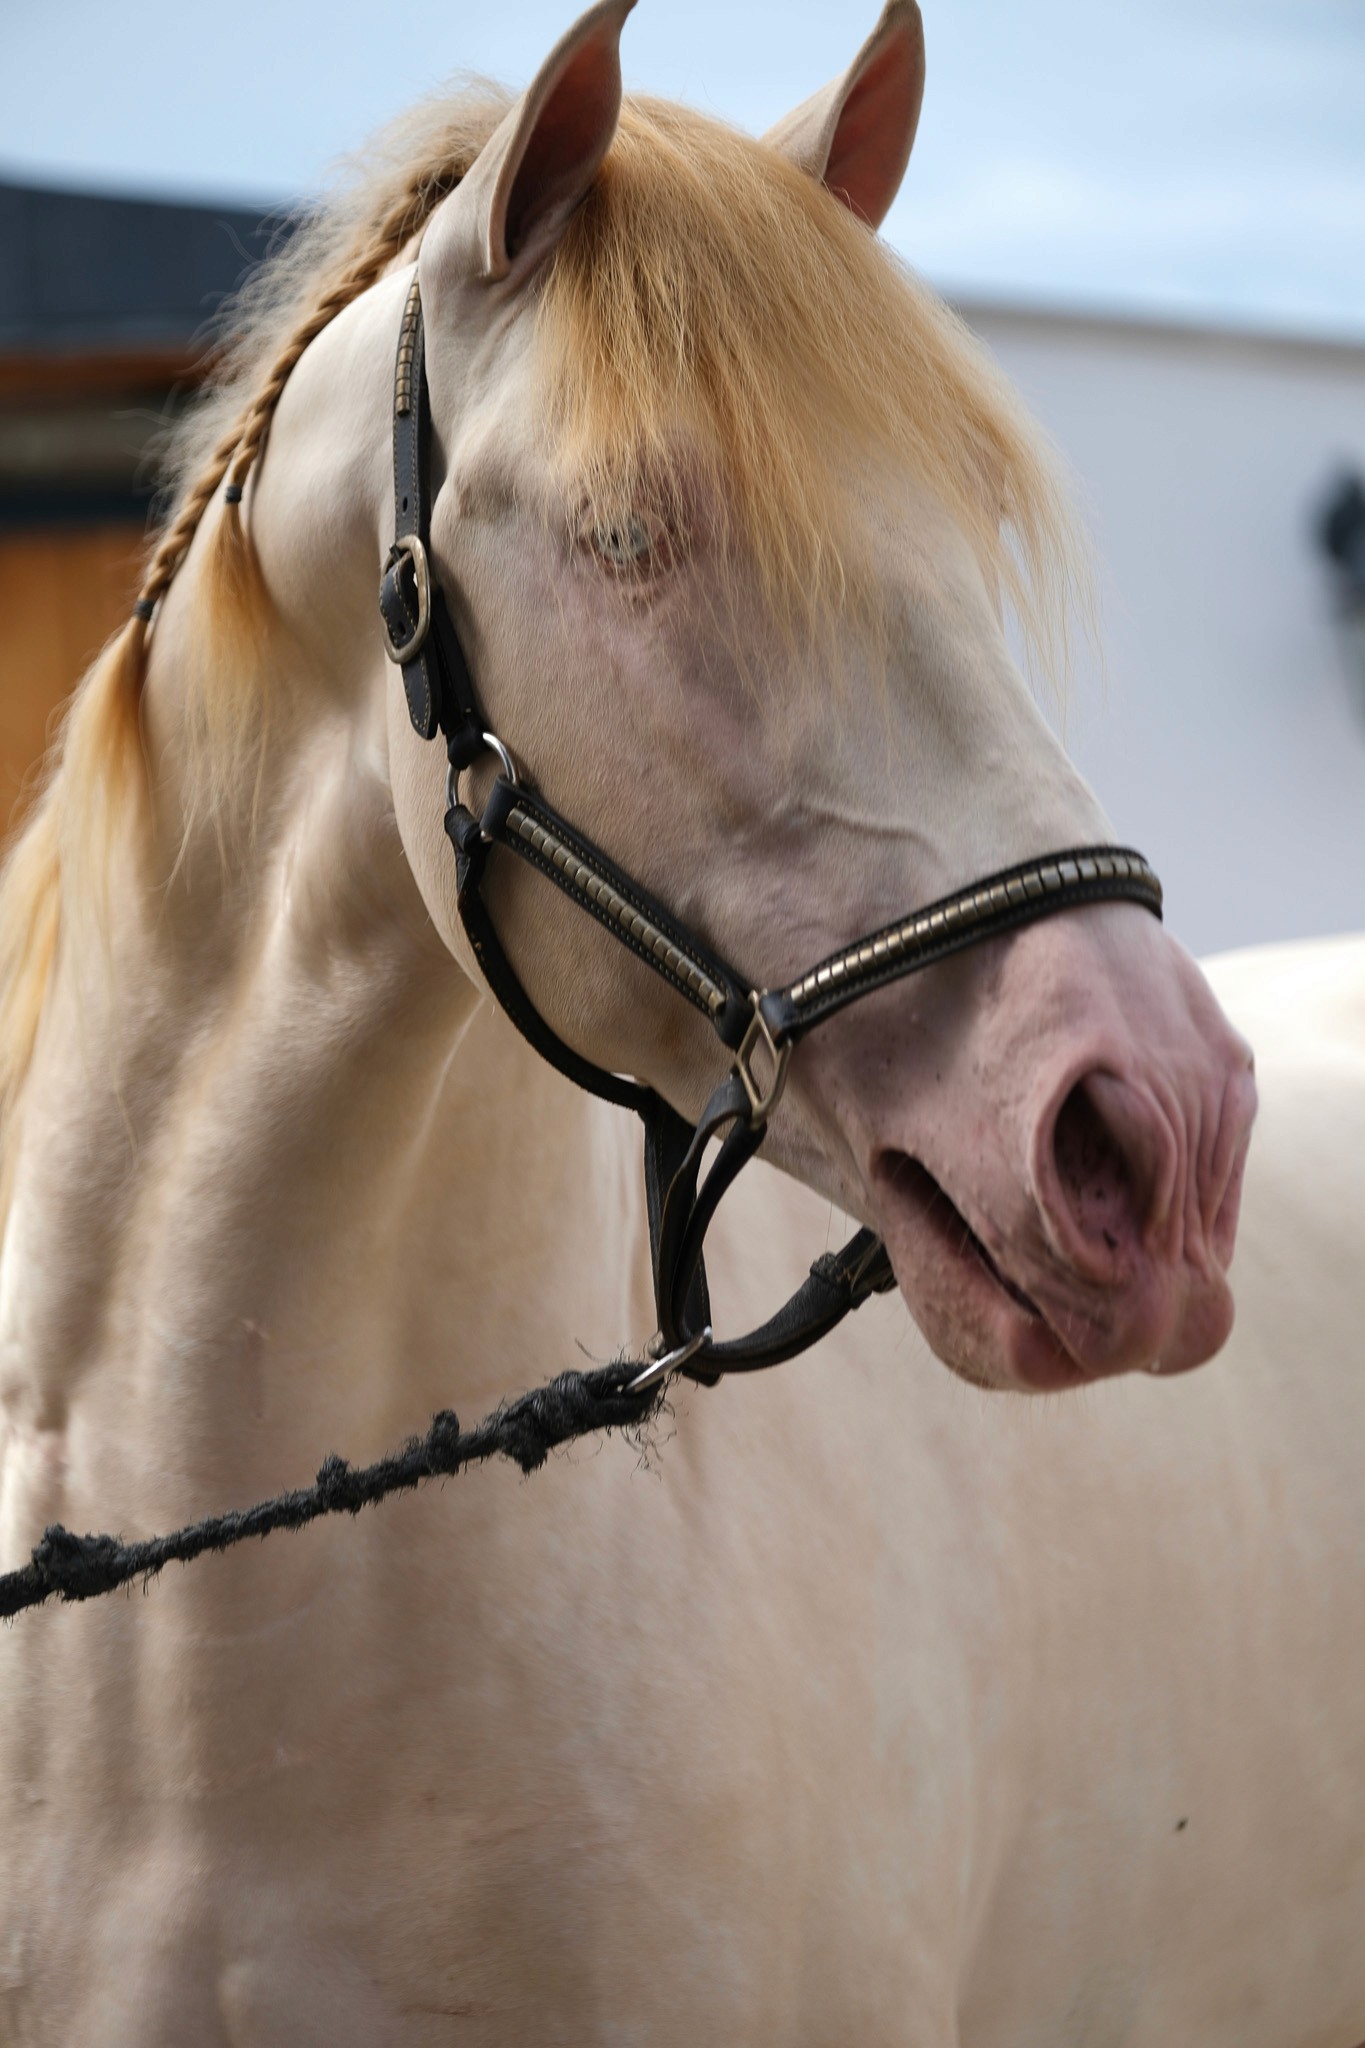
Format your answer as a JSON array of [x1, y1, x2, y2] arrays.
[[377, 274, 1163, 1387]]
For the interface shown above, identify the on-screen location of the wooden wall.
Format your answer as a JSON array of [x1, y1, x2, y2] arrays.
[[0, 523, 144, 831]]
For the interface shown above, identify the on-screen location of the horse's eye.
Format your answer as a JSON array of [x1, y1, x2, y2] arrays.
[[590, 514, 654, 572]]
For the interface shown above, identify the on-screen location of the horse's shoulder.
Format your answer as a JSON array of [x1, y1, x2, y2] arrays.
[[1203, 934, 1364, 1276], [1201, 931, 1365, 1073]]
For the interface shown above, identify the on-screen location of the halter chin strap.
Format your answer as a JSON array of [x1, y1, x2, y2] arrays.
[[377, 275, 1164, 1389]]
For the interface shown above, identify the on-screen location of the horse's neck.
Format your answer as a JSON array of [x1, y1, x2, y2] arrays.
[[0, 602, 646, 1535]]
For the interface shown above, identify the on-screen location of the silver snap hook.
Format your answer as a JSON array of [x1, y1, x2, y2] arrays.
[[626, 1325, 713, 1394]]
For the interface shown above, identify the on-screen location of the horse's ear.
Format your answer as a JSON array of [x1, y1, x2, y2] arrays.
[[425, 0, 634, 287], [763, 0, 925, 230]]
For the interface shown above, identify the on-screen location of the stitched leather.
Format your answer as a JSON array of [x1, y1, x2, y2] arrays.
[[481, 780, 753, 1045], [651, 1077, 755, 1345], [701, 1228, 896, 1374], [759, 848, 1162, 1042], [388, 281, 439, 738], [447, 802, 652, 1118], [380, 280, 1167, 1388]]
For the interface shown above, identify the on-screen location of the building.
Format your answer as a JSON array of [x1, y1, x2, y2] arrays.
[[968, 300, 1365, 958], [0, 179, 277, 820]]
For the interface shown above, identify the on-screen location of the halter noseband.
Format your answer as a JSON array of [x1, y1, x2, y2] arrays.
[[377, 275, 1163, 1390]]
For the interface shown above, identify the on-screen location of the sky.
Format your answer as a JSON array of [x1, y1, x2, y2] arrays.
[[1, 0, 1362, 338]]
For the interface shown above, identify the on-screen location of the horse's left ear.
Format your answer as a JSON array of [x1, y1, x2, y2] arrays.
[[763, 0, 925, 230]]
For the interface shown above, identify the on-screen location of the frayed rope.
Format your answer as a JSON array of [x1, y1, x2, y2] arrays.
[[0, 1361, 664, 1622]]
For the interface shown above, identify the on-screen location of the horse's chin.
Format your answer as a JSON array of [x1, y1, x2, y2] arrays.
[[867, 1151, 1234, 1394]]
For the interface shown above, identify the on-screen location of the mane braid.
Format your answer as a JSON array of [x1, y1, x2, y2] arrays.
[[0, 90, 512, 1192], [136, 164, 466, 625]]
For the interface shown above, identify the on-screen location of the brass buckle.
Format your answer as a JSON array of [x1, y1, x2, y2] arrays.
[[382, 534, 432, 665], [735, 993, 791, 1126]]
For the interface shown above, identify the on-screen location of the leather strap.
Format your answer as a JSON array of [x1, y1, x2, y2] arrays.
[[704, 1228, 895, 1373], [759, 846, 1162, 1043], [651, 1075, 756, 1346], [480, 779, 753, 1048], [379, 275, 486, 764], [641, 1075, 897, 1376], [445, 800, 652, 1117], [380, 277, 1166, 1389]]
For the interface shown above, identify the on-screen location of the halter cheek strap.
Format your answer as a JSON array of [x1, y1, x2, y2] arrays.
[[377, 276, 1164, 1390], [379, 277, 485, 761]]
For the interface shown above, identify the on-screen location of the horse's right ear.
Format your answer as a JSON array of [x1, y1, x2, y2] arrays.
[[764, 0, 925, 230], [423, 0, 634, 289]]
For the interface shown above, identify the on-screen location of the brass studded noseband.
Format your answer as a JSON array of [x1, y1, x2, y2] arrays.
[[376, 277, 1163, 1388]]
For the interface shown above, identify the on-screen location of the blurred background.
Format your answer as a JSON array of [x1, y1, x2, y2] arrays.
[[1, 0, 1362, 957]]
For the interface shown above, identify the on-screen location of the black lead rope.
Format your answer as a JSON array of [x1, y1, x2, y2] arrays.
[[0, 1364, 666, 1622]]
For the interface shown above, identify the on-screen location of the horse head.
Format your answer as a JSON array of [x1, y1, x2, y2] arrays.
[[163, 0, 1258, 1395]]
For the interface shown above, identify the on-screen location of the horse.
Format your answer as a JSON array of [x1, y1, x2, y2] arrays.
[[0, 0, 1360, 2038]]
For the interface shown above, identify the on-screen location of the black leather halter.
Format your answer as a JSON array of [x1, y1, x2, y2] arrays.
[[377, 276, 1163, 1390]]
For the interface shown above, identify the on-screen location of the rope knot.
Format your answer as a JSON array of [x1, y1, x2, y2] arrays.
[[423, 1410, 463, 1473], [314, 1453, 365, 1513], [33, 1525, 126, 1600]]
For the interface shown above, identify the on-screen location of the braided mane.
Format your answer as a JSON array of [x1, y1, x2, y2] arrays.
[[0, 88, 512, 1170], [147, 88, 513, 623], [0, 80, 1081, 1190]]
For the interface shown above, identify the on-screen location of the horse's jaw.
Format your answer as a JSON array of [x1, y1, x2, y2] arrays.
[[789, 901, 1258, 1393]]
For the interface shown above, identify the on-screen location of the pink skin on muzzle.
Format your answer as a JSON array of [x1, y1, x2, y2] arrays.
[[793, 902, 1258, 1392]]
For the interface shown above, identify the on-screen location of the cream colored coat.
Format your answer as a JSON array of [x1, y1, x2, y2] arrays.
[[1, 3, 1360, 2041], [1, 934, 1361, 2044]]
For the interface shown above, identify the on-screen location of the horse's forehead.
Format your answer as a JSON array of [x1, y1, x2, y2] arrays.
[[430, 310, 552, 490]]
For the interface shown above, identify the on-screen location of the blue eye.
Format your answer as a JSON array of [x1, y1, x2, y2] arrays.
[[592, 515, 653, 569]]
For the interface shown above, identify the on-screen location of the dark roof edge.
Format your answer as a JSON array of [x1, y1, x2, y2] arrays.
[[940, 282, 1365, 366], [0, 177, 292, 356]]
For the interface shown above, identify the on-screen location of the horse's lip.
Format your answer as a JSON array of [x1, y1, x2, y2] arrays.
[[870, 1150, 1094, 1389], [878, 1152, 1043, 1313], [964, 1220, 1046, 1319]]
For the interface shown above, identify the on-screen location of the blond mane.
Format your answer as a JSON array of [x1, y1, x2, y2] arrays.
[[547, 98, 1078, 677], [0, 79, 1080, 1189]]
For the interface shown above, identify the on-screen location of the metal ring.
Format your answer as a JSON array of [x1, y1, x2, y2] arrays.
[[381, 535, 432, 665], [480, 731, 518, 785], [734, 993, 791, 1126], [447, 731, 521, 828], [626, 1325, 713, 1394]]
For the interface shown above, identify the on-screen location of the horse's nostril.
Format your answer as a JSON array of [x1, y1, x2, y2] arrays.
[[1051, 1075, 1142, 1258]]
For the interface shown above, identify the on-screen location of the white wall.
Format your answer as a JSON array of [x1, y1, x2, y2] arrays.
[[961, 302, 1365, 959]]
